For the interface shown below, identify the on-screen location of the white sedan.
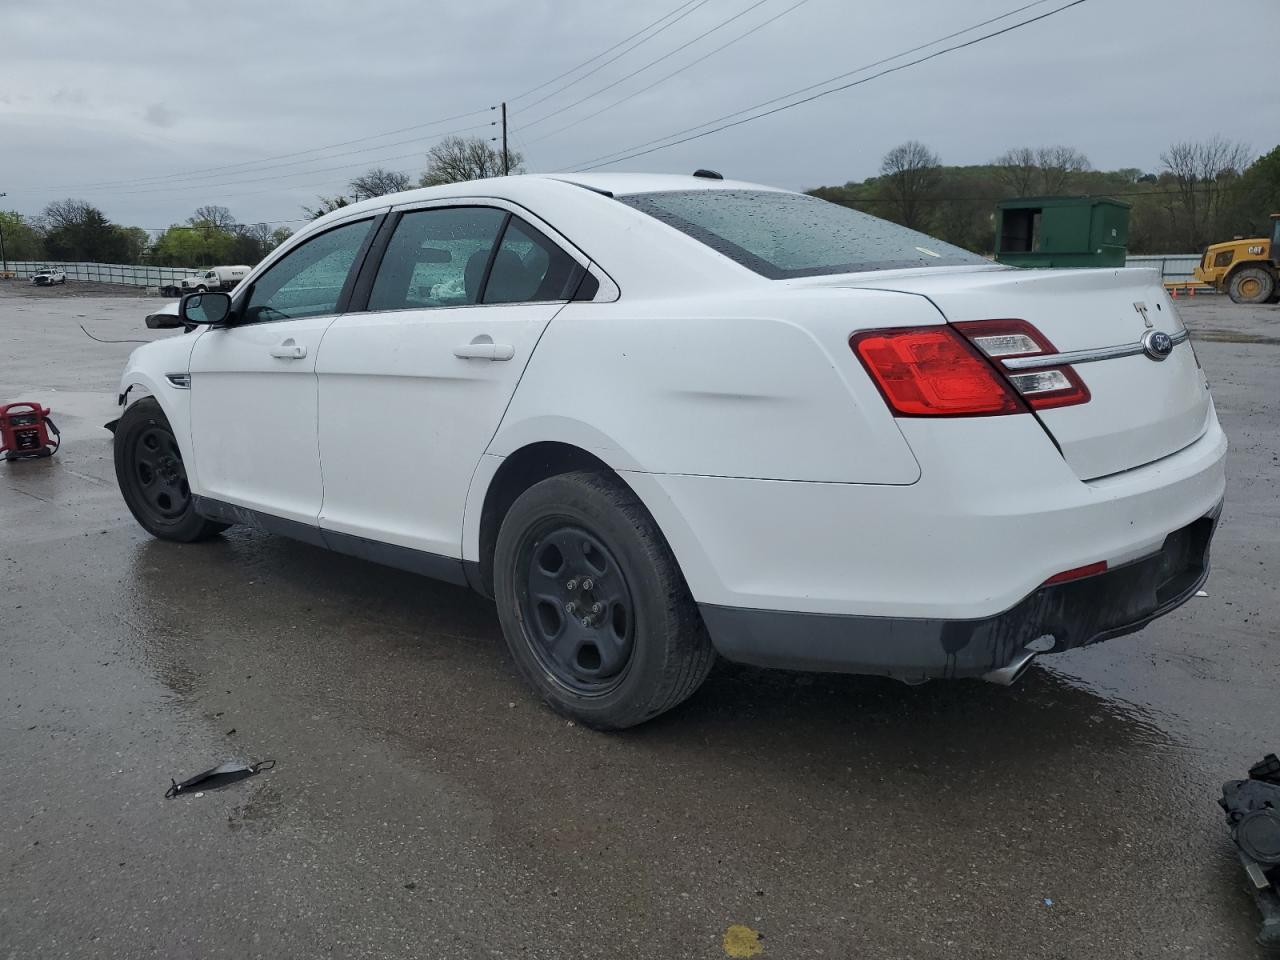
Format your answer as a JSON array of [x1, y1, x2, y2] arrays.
[[112, 173, 1226, 728]]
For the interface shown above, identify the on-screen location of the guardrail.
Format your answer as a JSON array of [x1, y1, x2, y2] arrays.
[[0, 260, 199, 287]]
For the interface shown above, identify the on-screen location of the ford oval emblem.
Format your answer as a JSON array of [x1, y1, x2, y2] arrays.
[[1142, 330, 1174, 361]]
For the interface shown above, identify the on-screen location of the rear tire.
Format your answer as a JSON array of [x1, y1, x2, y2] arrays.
[[493, 470, 714, 730], [1228, 266, 1275, 304], [114, 398, 229, 542]]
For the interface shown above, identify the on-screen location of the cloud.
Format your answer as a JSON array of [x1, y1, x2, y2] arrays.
[[50, 87, 88, 105], [0, 0, 1273, 228], [144, 103, 177, 128]]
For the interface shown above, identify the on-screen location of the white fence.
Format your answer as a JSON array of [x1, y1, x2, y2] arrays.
[[1124, 254, 1203, 283], [1, 260, 198, 287]]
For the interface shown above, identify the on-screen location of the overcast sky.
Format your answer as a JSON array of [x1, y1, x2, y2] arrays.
[[1, 0, 1275, 233]]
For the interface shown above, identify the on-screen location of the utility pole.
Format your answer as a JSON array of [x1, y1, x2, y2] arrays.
[[0, 192, 8, 278], [501, 102, 510, 176]]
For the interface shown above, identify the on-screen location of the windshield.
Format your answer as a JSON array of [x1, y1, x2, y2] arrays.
[[618, 189, 988, 279]]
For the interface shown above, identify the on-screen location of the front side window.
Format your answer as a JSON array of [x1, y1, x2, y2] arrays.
[[619, 189, 988, 279], [242, 218, 373, 323], [367, 207, 507, 311]]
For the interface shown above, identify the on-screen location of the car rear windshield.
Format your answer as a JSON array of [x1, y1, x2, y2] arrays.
[[618, 189, 988, 279]]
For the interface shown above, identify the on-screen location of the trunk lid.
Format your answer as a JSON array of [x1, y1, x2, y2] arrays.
[[832, 267, 1211, 480]]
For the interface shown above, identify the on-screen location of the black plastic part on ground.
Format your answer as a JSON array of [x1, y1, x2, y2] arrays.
[[1220, 758, 1280, 949]]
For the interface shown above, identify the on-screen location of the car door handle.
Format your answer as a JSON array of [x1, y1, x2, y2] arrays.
[[269, 340, 307, 360], [454, 336, 514, 361]]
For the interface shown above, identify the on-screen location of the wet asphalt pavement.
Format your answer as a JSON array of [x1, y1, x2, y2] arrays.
[[1, 282, 1277, 959]]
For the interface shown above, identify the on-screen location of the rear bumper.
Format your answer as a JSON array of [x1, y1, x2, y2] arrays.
[[699, 508, 1219, 681], [620, 403, 1227, 680]]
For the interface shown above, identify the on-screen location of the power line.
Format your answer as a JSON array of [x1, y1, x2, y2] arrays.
[[522, 0, 811, 148], [10, 108, 495, 195], [82, 120, 492, 197], [7, 2, 706, 196], [515, 0, 716, 114], [104, 137, 472, 200], [832, 186, 1226, 204], [517, 0, 778, 133], [569, 0, 1068, 171], [508, 0, 702, 101]]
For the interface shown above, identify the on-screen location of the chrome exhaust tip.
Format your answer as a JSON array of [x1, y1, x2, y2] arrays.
[[982, 649, 1038, 686]]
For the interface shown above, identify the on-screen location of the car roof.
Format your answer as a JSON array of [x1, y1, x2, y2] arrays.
[[309, 172, 789, 228], [292, 171, 784, 296], [540, 172, 787, 196]]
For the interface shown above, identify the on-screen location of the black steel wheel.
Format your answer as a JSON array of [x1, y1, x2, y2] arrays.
[[494, 470, 714, 729], [114, 398, 229, 542], [517, 522, 636, 695]]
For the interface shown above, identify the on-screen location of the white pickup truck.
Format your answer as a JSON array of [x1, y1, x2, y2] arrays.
[[178, 265, 251, 293]]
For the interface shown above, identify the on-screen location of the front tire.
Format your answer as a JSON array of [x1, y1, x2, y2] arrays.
[[1228, 266, 1275, 304], [114, 398, 229, 542], [493, 471, 714, 730]]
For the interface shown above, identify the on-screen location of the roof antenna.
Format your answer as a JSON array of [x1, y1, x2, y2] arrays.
[[692, 169, 723, 180]]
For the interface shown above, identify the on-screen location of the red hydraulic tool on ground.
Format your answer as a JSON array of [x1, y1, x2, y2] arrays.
[[0, 402, 60, 460]]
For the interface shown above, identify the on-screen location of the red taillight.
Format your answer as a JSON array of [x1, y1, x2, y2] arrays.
[[849, 327, 1026, 417], [1041, 560, 1107, 586], [952, 319, 1090, 411]]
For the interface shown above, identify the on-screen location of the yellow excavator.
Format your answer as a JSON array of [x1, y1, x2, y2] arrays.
[[1193, 213, 1280, 303]]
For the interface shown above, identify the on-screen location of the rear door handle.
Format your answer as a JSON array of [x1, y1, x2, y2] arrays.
[[269, 339, 306, 360], [454, 335, 514, 361]]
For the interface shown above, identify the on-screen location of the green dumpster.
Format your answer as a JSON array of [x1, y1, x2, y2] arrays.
[[995, 196, 1130, 268]]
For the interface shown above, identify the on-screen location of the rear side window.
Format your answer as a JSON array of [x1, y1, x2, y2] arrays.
[[484, 217, 583, 304], [618, 189, 988, 279], [368, 207, 584, 311], [367, 207, 507, 311]]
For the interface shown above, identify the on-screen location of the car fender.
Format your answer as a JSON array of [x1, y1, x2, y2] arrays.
[[116, 332, 204, 491], [462, 413, 652, 563], [460, 435, 724, 602], [486, 294, 924, 483], [462, 288, 933, 592]]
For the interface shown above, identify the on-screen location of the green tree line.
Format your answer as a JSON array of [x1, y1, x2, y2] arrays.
[[809, 138, 1280, 255], [7, 136, 1277, 267], [0, 135, 518, 266], [0, 200, 294, 267]]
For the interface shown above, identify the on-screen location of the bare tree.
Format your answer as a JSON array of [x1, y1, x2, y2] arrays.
[[1034, 146, 1091, 194], [240, 221, 273, 248], [419, 136, 525, 187], [994, 145, 1090, 196], [189, 205, 236, 230], [302, 195, 352, 220], [993, 146, 1038, 197], [878, 141, 942, 230], [41, 198, 96, 231], [349, 168, 412, 200], [1160, 137, 1252, 249]]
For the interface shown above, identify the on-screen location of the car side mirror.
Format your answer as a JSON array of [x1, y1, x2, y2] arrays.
[[144, 307, 184, 329], [180, 291, 232, 325]]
